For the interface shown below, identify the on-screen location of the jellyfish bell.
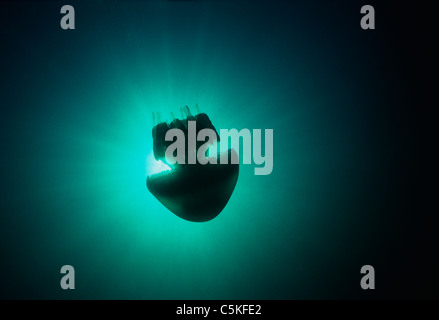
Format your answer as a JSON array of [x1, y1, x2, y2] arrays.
[[147, 106, 239, 222], [147, 149, 239, 222]]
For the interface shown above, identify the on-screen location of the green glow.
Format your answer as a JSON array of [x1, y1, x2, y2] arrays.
[[2, 1, 375, 300], [146, 152, 172, 176]]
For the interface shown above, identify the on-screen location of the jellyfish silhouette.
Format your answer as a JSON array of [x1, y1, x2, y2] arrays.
[[147, 105, 239, 222]]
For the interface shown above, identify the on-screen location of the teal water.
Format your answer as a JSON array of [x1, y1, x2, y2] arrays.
[[1, 1, 436, 299]]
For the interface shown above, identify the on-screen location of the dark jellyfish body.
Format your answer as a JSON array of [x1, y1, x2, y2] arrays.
[[147, 106, 239, 222]]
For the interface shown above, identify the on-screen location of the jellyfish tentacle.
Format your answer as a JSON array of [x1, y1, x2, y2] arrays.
[[194, 103, 201, 115], [183, 105, 192, 117]]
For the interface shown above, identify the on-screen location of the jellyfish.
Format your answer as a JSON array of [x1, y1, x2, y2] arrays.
[[147, 105, 239, 222]]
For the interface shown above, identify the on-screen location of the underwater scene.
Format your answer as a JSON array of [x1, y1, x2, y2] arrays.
[[0, 1, 436, 299]]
